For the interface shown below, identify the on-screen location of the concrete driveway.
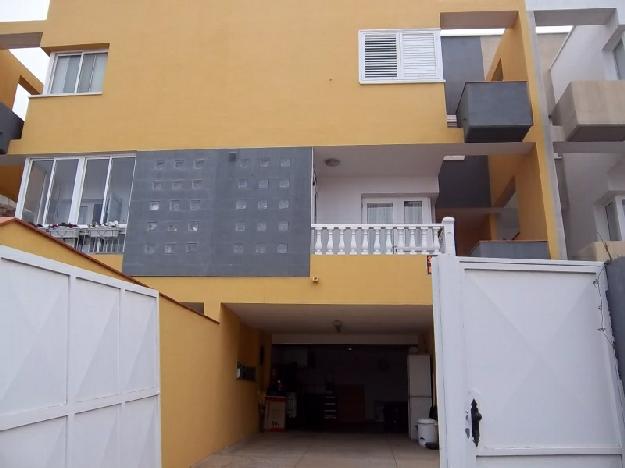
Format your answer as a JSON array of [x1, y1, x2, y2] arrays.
[[195, 432, 439, 468]]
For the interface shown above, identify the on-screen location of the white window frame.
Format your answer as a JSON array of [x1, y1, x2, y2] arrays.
[[16, 154, 135, 227], [358, 28, 444, 84], [602, 195, 625, 241], [44, 49, 109, 96], [361, 196, 433, 224]]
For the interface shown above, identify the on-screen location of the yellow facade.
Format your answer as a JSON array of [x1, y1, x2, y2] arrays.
[[0, 0, 572, 462]]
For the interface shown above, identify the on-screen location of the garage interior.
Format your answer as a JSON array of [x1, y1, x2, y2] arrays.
[[205, 303, 440, 467]]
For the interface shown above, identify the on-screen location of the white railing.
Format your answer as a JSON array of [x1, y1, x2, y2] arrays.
[[311, 217, 455, 256], [43, 225, 127, 254]]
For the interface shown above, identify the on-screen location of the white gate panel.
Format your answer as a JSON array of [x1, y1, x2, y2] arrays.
[[0, 246, 160, 468], [434, 256, 625, 468]]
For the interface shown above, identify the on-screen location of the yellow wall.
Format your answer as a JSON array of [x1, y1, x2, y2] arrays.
[[485, 17, 561, 257], [137, 255, 433, 322], [0, 221, 265, 468], [0, 164, 24, 201], [8, 0, 528, 155]]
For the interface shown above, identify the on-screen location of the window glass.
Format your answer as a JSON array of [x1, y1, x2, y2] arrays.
[[103, 158, 134, 224], [616, 40, 625, 80], [50, 55, 81, 93], [78, 158, 108, 224], [22, 159, 53, 224], [606, 201, 620, 241], [366, 202, 393, 224], [45, 159, 79, 224], [87, 53, 107, 92], [404, 201, 423, 224], [50, 52, 107, 94]]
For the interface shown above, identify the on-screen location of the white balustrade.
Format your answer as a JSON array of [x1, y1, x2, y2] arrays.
[[311, 219, 455, 256]]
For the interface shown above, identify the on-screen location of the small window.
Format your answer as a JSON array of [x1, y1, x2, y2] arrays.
[[164, 243, 176, 254], [172, 181, 183, 191], [278, 200, 289, 210], [170, 200, 182, 211], [606, 201, 621, 241], [192, 179, 202, 190], [358, 29, 443, 84], [194, 159, 205, 169], [236, 200, 247, 210], [149, 201, 160, 211], [48, 51, 108, 94], [255, 244, 267, 254], [188, 221, 199, 232], [257, 222, 267, 232], [190, 200, 201, 211], [235, 222, 246, 232], [186, 243, 198, 253], [147, 222, 157, 231], [174, 159, 184, 168], [616, 39, 625, 80], [258, 200, 268, 210], [258, 179, 269, 189]]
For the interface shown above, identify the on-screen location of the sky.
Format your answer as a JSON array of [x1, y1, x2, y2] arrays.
[[1, 0, 571, 119], [1, 0, 50, 118]]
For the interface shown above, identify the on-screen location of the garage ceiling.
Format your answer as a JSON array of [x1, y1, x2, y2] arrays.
[[224, 303, 433, 334]]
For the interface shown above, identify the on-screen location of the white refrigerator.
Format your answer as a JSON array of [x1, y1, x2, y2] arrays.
[[407, 354, 432, 440]]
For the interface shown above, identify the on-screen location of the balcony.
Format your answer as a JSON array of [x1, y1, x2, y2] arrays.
[[311, 218, 455, 256], [0, 102, 23, 154], [456, 81, 533, 143], [43, 225, 127, 254], [551, 80, 625, 142]]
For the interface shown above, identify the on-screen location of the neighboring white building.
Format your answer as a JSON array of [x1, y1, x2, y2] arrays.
[[547, 23, 625, 259]]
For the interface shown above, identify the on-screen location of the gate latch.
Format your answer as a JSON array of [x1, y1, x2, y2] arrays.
[[470, 399, 482, 447]]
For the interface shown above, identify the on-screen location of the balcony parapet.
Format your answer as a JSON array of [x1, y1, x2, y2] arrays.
[[41, 224, 126, 254], [311, 218, 455, 256], [551, 80, 625, 142]]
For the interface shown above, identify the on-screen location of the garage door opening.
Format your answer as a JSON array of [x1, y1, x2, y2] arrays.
[[269, 343, 436, 440]]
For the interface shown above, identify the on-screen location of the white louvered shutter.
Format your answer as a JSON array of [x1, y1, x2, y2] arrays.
[[359, 29, 443, 83], [361, 31, 399, 80], [399, 30, 441, 81]]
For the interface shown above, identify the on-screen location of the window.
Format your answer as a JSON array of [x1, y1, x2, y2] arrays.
[[358, 29, 443, 84], [17, 155, 135, 226], [615, 39, 625, 80], [362, 196, 432, 224], [604, 196, 625, 241], [48, 51, 108, 94]]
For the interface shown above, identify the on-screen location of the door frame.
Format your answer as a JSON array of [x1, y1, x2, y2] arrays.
[[432, 255, 625, 468]]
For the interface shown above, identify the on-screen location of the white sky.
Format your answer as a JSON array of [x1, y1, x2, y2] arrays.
[[0, 0, 571, 119]]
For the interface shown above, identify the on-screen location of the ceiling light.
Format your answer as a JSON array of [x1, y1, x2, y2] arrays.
[[324, 158, 341, 167]]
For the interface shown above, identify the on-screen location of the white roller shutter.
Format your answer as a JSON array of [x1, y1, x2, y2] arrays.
[[359, 29, 443, 84]]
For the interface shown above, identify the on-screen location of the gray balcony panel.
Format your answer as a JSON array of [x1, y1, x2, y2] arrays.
[[0, 102, 23, 154], [470, 240, 549, 259], [456, 81, 533, 143]]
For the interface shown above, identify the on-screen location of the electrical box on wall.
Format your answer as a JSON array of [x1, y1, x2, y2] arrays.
[[236, 362, 257, 381]]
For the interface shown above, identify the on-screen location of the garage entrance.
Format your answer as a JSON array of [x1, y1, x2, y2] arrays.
[[270, 345, 431, 437], [224, 303, 439, 466]]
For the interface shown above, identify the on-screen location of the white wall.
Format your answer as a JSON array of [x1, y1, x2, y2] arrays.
[[549, 25, 625, 255], [315, 176, 439, 224], [550, 26, 619, 102]]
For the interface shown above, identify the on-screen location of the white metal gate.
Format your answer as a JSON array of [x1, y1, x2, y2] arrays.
[[0, 246, 161, 468], [434, 256, 625, 468]]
